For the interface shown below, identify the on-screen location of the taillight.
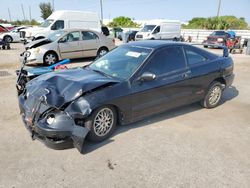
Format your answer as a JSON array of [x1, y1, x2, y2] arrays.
[[112, 39, 115, 43]]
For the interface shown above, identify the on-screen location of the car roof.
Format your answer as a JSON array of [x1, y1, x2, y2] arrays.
[[123, 40, 219, 59], [62, 28, 98, 32], [124, 40, 188, 49]]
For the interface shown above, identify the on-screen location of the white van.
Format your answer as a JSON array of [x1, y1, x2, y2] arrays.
[[135, 20, 181, 41], [20, 10, 101, 40]]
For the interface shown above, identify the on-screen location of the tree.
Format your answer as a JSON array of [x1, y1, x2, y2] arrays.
[[183, 16, 248, 30], [39, 2, 53, 20], [108, 16, 140, 28]]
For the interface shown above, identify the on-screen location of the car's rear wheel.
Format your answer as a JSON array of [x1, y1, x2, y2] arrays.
[[201, 82, 223, 108], [97, 47, 109, 57], [86, 105, 117, 142], [43, 52, 58, 66], [204, 45, 208, 48], [4, 35, 13, 43]]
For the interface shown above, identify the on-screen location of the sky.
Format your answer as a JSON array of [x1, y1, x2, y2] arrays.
[[0, 0, 249, 24]]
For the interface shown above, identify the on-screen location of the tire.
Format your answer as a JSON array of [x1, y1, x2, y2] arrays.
[[43, 52, 58, 66], [86, 105, 117, 142], [97, 47, 109, 57], [204, 45, 208, 48], [201, 82, 223, 109], [4, 35, 13, 43]]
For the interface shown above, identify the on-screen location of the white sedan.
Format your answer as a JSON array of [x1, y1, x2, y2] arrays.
[[22, 29, 116, 65], [0, 26, 30, 43]]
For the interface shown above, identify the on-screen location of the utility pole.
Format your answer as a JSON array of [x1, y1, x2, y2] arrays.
[[52, 0, 55, 11], [21, 4, 26, 20], [8, 8, 12, 22], [217, 0, 221, 17], [100, 0, 103, 25], [29, 6, 32, 21]]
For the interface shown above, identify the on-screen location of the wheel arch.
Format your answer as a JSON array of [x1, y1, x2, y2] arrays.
[[214, 77, 226, 87], [91, 104, 123, 125], [98, 46, 109, 52]]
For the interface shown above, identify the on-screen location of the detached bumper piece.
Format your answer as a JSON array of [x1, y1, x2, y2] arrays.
[[22, 114, 89, 153]]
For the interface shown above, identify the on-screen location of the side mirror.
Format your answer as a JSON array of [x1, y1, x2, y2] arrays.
[[59, 38, 67, 43], [137, 72, 156, 82]]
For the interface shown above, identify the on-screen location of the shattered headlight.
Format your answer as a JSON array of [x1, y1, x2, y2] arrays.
[[46, 114, 55, 125]]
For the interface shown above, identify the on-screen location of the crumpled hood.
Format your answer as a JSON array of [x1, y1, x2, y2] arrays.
[[25, 68, 119, 108], [25, 38, 52, 49]]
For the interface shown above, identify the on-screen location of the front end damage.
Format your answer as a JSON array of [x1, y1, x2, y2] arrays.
[[19, 90, 91, 153], [17, 68, 119, 153]]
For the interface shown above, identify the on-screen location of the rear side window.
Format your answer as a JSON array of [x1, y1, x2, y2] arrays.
[[144, 46, 186, 75], [82, 31, 99, 40], [185, 48, 207, 65]]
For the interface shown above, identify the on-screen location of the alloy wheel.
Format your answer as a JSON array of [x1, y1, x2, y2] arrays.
[[93, 108, 114, 137]]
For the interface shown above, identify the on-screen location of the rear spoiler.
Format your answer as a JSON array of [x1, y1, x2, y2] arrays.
[[190, 43, 229, 57]]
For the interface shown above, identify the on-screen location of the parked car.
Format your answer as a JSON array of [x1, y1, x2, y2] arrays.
[[0, 23, 14, 31], [135, 20, 181, 41], [17, 40, 234, 153], [127, 30, 138, 42], [203, 30, 230, 48], [0, 26, 30, 42], [118, 30, 138, 42], [0, 25, 8, 33], [20, 10, 101, 41], [21, 29, 116, 65]]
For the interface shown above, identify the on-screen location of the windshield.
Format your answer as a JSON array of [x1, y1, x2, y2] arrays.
[[89, 46, 153, 80], [47, 30, 66, 42], [141, 25, 156, 32], [40, 19, 54, 28]]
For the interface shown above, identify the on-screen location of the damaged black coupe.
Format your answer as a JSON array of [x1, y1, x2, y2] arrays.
[[17, 41, 234, 153]]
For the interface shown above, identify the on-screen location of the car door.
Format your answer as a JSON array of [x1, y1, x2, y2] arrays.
[[130, 46, 193, 120], [58, 31, 83, 59], [183, 46, 221, 102], [81, 31, 99, 57]]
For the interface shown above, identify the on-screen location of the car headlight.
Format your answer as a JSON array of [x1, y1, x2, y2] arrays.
[[217, 38, 224, 42], [46, 114, 55, 125], [34, 48, 40, 54]]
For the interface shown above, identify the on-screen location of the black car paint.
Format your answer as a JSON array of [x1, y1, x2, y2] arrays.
[[18, 41, 234, 153]]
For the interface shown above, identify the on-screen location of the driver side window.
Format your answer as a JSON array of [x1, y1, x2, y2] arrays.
[[61, 31, 80, 42], [144, 46, 186, 76]]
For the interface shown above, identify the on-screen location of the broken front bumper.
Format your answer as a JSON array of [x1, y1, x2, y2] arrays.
[[19, 97, 90, 153]]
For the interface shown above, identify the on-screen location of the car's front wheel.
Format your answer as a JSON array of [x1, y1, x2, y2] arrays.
[[201, 82, 223, 108], [86, 106, 117, 142], [4, 35, 13, 43], [43, 52, 58, 66]]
